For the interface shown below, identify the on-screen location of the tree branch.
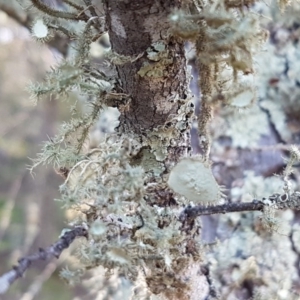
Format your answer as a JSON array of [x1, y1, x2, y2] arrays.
[[181, 200, 264, 220], [0, 226, 88, 295], [180, 191, 300, 220], [30, 0, 81, 20]]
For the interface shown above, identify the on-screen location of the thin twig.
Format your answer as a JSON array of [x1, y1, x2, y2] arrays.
[[180, 191, 300, 221], [82, 0, 103, 30], [180, 200, 264, 220], [30, 0, 84, 20], [19, 247, 71, 300], [248, 144, 300, 152], [62, 0, 85, 11], [201, 264, 220, 300], [0, 226, 88, 295], [83, 0, 99, 18]]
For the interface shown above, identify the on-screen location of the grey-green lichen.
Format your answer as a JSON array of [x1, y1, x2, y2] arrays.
[[255, 2, 300, 144], [209, 217, 298, 299], [168, 156, 225, 205], [55, 132, 204, 297], [138, 42, 173, 78], [210, 156, 300, 299], [209, 101, 270, 150]]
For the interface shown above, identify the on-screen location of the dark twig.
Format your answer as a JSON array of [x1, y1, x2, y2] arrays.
[[83, 0, 99, 18], [0, 226, 88, 294], [30, 0, 86, 20], [180, 191, 300, 222], [62, 0, 85, 11], [201, 264, 220, 300], [180, 200, 264, 220], [82, 0, 103, 30]]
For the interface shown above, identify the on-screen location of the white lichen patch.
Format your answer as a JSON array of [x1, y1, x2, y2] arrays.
[[229, 88, 255, 108], [224, 105, 269, 148], [167, 156, 223, 204], [31, 19, 50, 42], [231, 171, 285, 202]]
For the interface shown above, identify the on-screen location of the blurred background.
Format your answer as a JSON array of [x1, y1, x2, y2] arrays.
[[0, 9, 84, 300]]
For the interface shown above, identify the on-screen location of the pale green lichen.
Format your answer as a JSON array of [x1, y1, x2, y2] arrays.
[[223, 105, 269, 148], [137, 42, 173, 78], [232, 171, 285, 202], [255, 2, 300, 144], [89, 218, 107, 237], [131, 148, 165, 177], [210, 206, 297, 299], [168, 156, 224, 205]]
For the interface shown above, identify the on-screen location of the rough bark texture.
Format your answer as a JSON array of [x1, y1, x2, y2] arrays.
[[103, 2, 207, 299], [103, 0, 189, 134]]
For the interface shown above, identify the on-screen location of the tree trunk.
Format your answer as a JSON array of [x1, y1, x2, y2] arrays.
[[104, 0, 189, 133], [103, 0, 194, 174], [103, 1, 207, 299]]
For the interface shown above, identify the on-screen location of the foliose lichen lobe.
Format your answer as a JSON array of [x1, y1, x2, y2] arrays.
[[168, 156, 224, 205]]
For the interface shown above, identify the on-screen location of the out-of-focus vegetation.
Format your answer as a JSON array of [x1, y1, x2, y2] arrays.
[[0, 11, 84, 300]]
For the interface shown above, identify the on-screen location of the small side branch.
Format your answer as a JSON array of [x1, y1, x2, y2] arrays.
[[180, 191, 300, 221], [82, 0, 103, 31], [201, 264, 219, 300], [83, 0, 99, 18], [0, 226, 88, 295], [30, 0, 87, 21], [180, 200, 264, 220]]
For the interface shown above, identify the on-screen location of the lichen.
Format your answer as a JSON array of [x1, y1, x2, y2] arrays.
[[168, 156, 224, 205], [223, 105, 269, 148], [137, 42, 173, 78]]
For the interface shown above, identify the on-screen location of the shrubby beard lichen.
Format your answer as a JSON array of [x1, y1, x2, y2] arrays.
[[56, 134, 207, 298], [17, 0, 300, 299]]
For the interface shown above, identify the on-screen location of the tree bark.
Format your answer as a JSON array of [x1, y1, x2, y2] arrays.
[[103, 0, 189, 134], [103, 1, 207, 299]]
